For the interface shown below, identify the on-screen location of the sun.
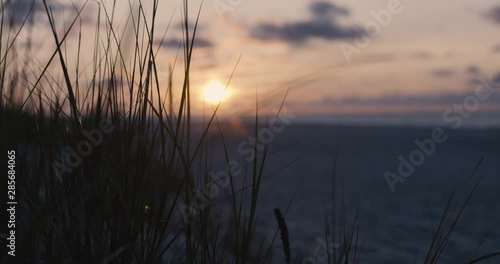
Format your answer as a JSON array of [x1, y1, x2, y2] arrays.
[[202, 81, 229, 103]]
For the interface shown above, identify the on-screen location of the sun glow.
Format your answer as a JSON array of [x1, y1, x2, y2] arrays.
[[202, 81, 229, 103]]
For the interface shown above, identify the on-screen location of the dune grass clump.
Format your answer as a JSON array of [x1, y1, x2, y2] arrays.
[[0, 0, 284, 262]]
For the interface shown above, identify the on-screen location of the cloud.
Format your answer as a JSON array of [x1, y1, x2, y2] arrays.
[[468, 72, 500, 87], [466, 65, 480, 74], [250, 1, 362, 44], [3, 0, 65, 26], [251, 21, 360, 43], [485, 6, 500, 25], [310, 2, 349, 17], [318, 73, 500, 108], [174, 22, 207, 32], [318, 90, 500, 107], [493, 44, 500, 53], [156, 37, 214, 49], [4, 0, 43, 25], [431, 68, 455, 78], [493, 73, 500, 83]]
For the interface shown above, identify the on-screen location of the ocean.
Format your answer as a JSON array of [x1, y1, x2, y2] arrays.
[[206, 123, 500, 263]]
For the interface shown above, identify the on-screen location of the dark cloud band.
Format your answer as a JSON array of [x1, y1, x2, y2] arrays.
[[250, 1, 361, 44]]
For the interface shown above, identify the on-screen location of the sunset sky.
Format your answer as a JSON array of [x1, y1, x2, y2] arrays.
[[7, 0, 500, 125]]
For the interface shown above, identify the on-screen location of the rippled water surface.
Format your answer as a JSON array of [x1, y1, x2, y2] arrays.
[[209, 124, 500, 263]]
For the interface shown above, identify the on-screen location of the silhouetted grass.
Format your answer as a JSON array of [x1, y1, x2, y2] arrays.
[[1, 0, 499, 263], [1, 0, 283, 262]]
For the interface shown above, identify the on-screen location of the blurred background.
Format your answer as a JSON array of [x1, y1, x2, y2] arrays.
[[3, 0, 500, 263]]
